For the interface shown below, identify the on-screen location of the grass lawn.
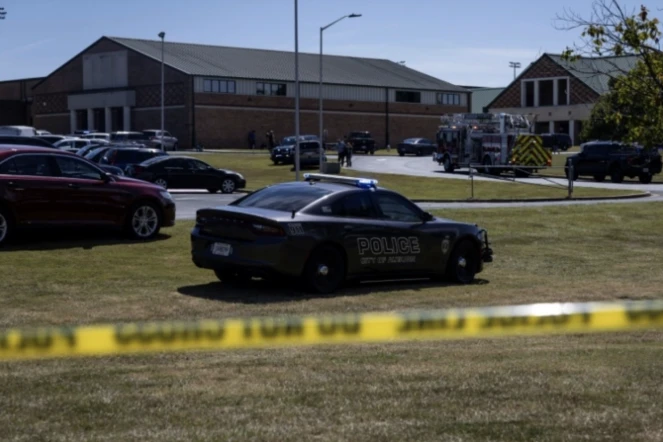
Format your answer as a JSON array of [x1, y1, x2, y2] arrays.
[[1, 202, 663, 441], [185, 153, 640, 200]]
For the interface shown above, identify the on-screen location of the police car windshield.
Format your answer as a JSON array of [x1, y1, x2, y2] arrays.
[[233, 185, 333, 212]]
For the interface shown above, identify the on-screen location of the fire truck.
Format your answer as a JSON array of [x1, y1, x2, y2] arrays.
[[433, 112, 552, 177]]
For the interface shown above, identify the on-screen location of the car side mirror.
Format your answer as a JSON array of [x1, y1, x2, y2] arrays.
[[422, 212, 434, 222], [101, 172, 112, 183]]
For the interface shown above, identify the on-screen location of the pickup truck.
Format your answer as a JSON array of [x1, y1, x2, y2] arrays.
[[347, 131, 375, 154], [565, 141, 662, 183]]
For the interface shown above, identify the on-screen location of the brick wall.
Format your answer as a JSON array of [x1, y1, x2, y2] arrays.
[[490, 55, 600, 108], [194, 106, 440, 149], [32, 114, 69, 134]]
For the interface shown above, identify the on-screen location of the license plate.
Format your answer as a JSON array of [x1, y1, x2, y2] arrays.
[[211, 242, 232, 256]]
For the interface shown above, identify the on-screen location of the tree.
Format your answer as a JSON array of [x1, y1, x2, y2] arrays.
[[555, 1, 663, 147]]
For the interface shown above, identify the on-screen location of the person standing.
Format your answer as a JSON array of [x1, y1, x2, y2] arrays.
[[267, 130, 276, 150], [336, 138, 346, 166], [248, 130, 256, 150], [345, 138, 353, 167]]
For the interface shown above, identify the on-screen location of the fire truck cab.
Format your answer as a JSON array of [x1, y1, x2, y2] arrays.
[[433, 112, 547, 177]]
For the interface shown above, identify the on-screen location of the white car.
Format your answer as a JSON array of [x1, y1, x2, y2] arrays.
[[0, 125, 38, 137], [81, 132, 111, 141], [143, 129, 179, 151], [54, 138, 108, 153]]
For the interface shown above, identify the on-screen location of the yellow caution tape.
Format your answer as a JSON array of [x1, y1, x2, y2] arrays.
[[1, 300, 662, 361]]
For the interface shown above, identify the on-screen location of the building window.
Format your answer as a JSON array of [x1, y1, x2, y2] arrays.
[[256, 82, 286, 96], [523, 81, 535, 107], [538, 79, 554, 106], [203, 78, 236, 94], [557, 78, 569, 105], [437, 93, 460, 106], [395, 90, 421, 103]]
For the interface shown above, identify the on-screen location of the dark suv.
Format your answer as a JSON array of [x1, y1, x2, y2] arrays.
[[540, 133, 572, 151], [565, 141, 662, 183], [0, 146, 176, 246], [99, 148, 168, 173]]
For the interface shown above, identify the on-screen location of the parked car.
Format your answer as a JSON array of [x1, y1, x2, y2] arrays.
[[99, 165, 125, 176], [540, 133, 573, 151], [129, 156, 246, 193], [347, 131, 376, 154], [397, 138, 437, 156], [270, 137, 323, 165], [0, 136, 55, 148], [142, 130, 179, 151], [110, 131, 148, 143], [72, 130, 98, 136], [54, 138, 107, 153], [81, 132, 111, 142], [190, 173, 492, 293], [0, 146, 176, 246], [36, 135, 67, 145], [565, 140, 663, 183], [35, 130, 52, 136], [99, 147, 168, 173], [0, 126, 38, 137]]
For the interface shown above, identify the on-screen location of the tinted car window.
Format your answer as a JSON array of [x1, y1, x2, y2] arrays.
[[54, 157, 103, 180], [375, 192, 422, 222], [327, 193, 377, 218], [85, 147, 111, 162], [0, 155, 54, 176], [233, 185, 333, 212], [186, 159, 211, 170]]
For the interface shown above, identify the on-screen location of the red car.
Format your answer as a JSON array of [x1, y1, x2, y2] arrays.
[[0, 146, 176, 246]]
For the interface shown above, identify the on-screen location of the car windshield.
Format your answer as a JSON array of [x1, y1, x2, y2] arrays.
[[233, 185, 333, 212], [140, 155, 170, 166], [84, 147, 109, 160]]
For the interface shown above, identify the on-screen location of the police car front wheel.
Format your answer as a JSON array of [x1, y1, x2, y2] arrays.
[[445, 239, 479, 284], [302, 245, 346, 294]]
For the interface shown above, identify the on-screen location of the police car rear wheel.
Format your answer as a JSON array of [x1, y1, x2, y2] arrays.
[[303, 245, 346, 294], [446, 240, 479, 284]]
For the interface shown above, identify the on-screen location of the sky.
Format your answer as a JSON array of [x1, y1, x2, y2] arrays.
[[0, 0, 655, 87]]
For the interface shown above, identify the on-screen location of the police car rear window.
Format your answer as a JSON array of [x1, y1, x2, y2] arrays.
[[234, 186, 333, 212]]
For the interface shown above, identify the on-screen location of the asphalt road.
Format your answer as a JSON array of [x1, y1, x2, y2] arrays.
[[170, 151, 663, 220], [349, 155, 663, 195]]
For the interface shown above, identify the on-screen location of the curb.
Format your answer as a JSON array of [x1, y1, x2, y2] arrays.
[[410, 191, 652, 204]]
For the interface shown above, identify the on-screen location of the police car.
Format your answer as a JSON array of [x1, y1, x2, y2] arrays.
[[190, 174, 493, 293]]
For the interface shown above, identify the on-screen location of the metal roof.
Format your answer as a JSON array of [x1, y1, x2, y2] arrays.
[[547, 54, 640, 94], [108, 36, 465, 92]]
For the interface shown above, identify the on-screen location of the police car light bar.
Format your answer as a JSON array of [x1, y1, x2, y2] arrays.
[[303, 173, 378, 189]]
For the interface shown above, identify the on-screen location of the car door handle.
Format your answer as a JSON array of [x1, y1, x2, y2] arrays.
[[344, 225, 356, 231], [68, 183, 80, 189]]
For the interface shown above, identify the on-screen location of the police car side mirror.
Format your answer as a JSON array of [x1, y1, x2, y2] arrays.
[[422, 212, 434, 222]]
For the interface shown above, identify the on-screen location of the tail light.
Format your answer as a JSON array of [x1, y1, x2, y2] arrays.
[[251, 223, 285, 236]]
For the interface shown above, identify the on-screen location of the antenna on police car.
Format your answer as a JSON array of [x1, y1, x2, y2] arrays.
[[291, 209, 296, 219]]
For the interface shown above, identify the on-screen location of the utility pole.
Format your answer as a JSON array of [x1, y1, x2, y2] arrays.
[[294, 0, 300, 181], [509, 61, 521, 80], [158, 32, 165, 146]]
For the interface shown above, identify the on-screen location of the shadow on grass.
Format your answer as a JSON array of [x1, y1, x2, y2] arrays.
[[0, 227, 171, 252], [178, 277, 490, 304]]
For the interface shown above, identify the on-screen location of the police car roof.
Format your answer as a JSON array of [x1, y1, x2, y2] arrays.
[[275, 179, 383, 194]]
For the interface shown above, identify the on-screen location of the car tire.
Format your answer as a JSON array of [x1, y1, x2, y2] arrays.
[[482, 156, 492, 175], [416, 149, 423, 156], [173, 143, 178, 151], [302, 245, 346, 294], [154, 178, 168, 189], [639, 173, 653, 184], [0, 207, 13, 247], [220, 178, 236, 194], [126, 201, 161, 240], [445, 239, 480, 284], [610, 167, 624, 183], [593, 174, 605, 182], [398, 151, 405, 157]]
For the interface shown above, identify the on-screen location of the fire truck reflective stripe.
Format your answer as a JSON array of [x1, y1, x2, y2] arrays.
[[510, 135, 551, 167]]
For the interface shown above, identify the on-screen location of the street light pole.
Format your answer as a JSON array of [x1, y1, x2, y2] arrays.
[[158, 32, 165, 144], [318, 13, 361, 172]]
